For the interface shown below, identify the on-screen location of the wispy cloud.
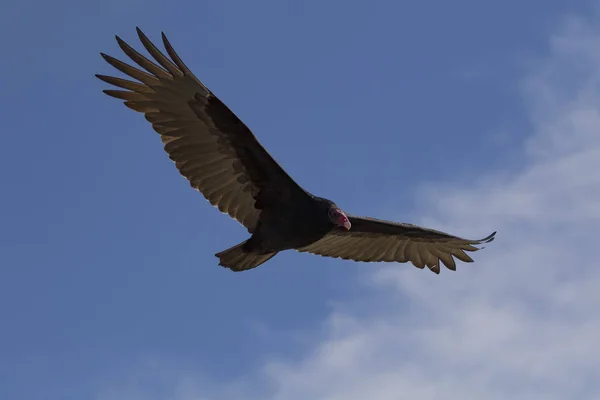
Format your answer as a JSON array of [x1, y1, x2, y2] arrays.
[[99, 8, 600, 400]]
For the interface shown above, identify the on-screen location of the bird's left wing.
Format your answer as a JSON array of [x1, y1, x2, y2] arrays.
[[297, 216, 496, 273], [96, 28, 309, 233]]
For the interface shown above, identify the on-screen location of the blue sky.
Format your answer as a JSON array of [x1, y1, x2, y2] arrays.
[[2, 0, 600, 399]]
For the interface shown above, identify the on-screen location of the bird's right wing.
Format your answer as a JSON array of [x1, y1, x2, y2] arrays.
[[297, 216, 496, 273], [96, 28, 309, 233]]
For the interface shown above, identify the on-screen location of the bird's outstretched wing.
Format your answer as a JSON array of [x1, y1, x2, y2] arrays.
[[96, 28, 308, 233], [297, 216, 496, 273]]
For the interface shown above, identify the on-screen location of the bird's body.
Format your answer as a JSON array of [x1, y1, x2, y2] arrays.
[[97, 28, 496, 273], [251, 197, 332, 251]]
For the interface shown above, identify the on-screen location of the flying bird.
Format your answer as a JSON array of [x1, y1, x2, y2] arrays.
[[96, 28, 496, 274]]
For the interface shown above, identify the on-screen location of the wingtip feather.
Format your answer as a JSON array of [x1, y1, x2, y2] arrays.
[[136, 27, 151, 44], [481, 231, 497, 243], [428, 264, 441, 274]]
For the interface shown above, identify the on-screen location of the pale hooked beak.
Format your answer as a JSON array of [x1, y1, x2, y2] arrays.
[[342, 219, 351, 230], [332, 207, 352, 230]]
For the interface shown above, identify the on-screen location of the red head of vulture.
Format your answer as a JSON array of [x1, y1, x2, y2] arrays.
[[96, 28, 496, 274]]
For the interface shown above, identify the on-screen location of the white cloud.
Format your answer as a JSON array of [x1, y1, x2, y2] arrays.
[[99, 8, 600, 400]]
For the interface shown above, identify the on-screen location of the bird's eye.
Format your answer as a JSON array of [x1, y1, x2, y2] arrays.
[[329, 209, 339, 218]]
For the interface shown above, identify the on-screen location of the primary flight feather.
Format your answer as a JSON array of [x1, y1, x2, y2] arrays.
[[96, 28, 496, 274]]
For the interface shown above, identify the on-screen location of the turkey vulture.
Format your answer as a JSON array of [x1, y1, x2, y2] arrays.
[[96, 28, 496, 274]]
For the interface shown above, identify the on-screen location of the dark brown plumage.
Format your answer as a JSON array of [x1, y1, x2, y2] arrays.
[[97, 28, 496, 274]]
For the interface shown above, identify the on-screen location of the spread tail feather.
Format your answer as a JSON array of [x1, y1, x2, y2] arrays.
[[215, 240, 277, 272]]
